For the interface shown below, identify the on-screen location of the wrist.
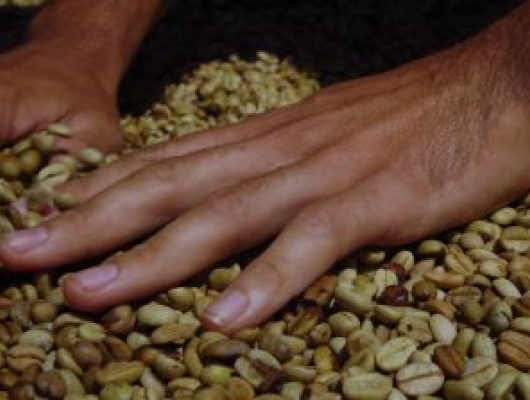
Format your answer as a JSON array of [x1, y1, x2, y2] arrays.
[[23, 0, 167, 96], [475, 1, 530, 109]]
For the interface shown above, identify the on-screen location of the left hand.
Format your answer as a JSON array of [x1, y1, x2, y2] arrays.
[[0, 43, 123, 152], [1, 27, 530, 334]]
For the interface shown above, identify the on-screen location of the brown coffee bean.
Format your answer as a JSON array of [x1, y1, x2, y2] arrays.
[[73, 340, 103, 369], [100, 305, 136, 336], [514, 293, 530, 317], [411, 280, 437, 302], [35, 371, 67, 399], [433, 345, 465, 378], [447, 286, 482, 307], [201, 339, 250, 361], [383, 263, 407, 282], [424, 270, 465, 289], [460, 300, 484, 326], [378, 285, 409, 306], [303, 275, 338, 306], [0, 370, 18, 390], [498, 330, 530, 370], [29, 301, 57, 324], [8, 382, 35, 400]]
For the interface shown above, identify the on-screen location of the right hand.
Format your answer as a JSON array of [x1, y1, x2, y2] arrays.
[[0, 43, 124, 152]]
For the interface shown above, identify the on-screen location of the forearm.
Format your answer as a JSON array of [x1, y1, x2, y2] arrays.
[[25, 0, 168, 92], [475, 1, 530, 106], [506, 1, 530, 104]]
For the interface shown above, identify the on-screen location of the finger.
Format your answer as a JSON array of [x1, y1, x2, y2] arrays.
[[52, 110, 124, 153], [57, 102, 325, 201], [55, 71, 429, 203], [52, 136, 116, 155], [59, 140, 379, 311], [52, 128, 124, 154], [201, 173, 424, 333], [0, 116, 355, 271]]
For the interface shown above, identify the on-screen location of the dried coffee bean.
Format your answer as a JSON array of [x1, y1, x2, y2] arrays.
[[433, 345, 465, 378], [376, 337, 417, 372], [35, 371, 67, 399], [72, 341, 103, 369], [396, 362, 444, 396], [443, 380, 484, 400], [498, 330, 530, 370], [430, 314, 457, 345], [412, 280, 437, 302], [462, 357, 499, 387], [342, 372, 392, 400], [378, 285, 409, 306]]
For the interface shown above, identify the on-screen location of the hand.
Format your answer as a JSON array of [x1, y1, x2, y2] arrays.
[[0, 43, 123, 152], [1, 30, 529, 334]]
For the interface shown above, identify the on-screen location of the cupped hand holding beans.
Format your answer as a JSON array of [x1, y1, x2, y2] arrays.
[[2, 8, 530, 335], [0, 43, 123, 152]]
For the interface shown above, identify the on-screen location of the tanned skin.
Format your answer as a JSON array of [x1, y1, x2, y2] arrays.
[[0, 0, 166, 150], [1, 1, 530, 334]]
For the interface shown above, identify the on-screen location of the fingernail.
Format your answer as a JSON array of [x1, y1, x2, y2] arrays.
[[71, 264, 118, 291], [2, 227, 48, 252], [203, 289, 249, 327]]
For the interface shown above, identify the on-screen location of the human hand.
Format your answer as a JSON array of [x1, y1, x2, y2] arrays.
[[0, 44, 123, 152], [1, 27, 530, 335]]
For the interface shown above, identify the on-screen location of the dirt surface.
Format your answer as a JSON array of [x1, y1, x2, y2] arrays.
[[0, 0, 523, 115]]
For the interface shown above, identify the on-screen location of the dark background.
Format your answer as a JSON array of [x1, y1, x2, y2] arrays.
[[0, 0, 523, 115]]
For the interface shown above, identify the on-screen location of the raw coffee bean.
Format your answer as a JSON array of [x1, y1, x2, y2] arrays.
[[430, 314, 457, 345], [471, 332, 497, 360], [396, 362, 444, 396], [513, 293, 530, 317], [303, 275, 338, 306], [411, 280, 437, 302], [378, 285, 410, 306], [0, 154, 22, 180], [334, 284, 374, 316], [462, 357, 499, 387], [433, 345, 465, 378], [445, 245, 476, 276], [498, 330, 530, 370], [226, 376, 255, 400], [485, 370, 519, 400], [18, 149, 42, 175], [443, 380, 484, 400], [72, 341, 103, 369], [460, 300, 485, 326], [375, 337, 417, 372], [35, 371, 67, 400], [516, 374, 530, 400], [342, 372, 392, 400], [383, 262, 407, 282]]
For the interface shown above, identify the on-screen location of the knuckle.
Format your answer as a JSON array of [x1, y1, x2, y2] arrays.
[[206, 189, 249, 220], [121, 239, 164, 266], [145, 160, 180, 187], [264, 132, 300, 162], [60, 207, 90, 232], [54, 208, 101, 258], [296, 205, 338, 240], [132, 140, 181, 166], [253, 256, 290, 289]]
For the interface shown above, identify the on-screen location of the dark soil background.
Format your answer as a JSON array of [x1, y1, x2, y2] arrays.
[[0, 0, 523, 115]]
